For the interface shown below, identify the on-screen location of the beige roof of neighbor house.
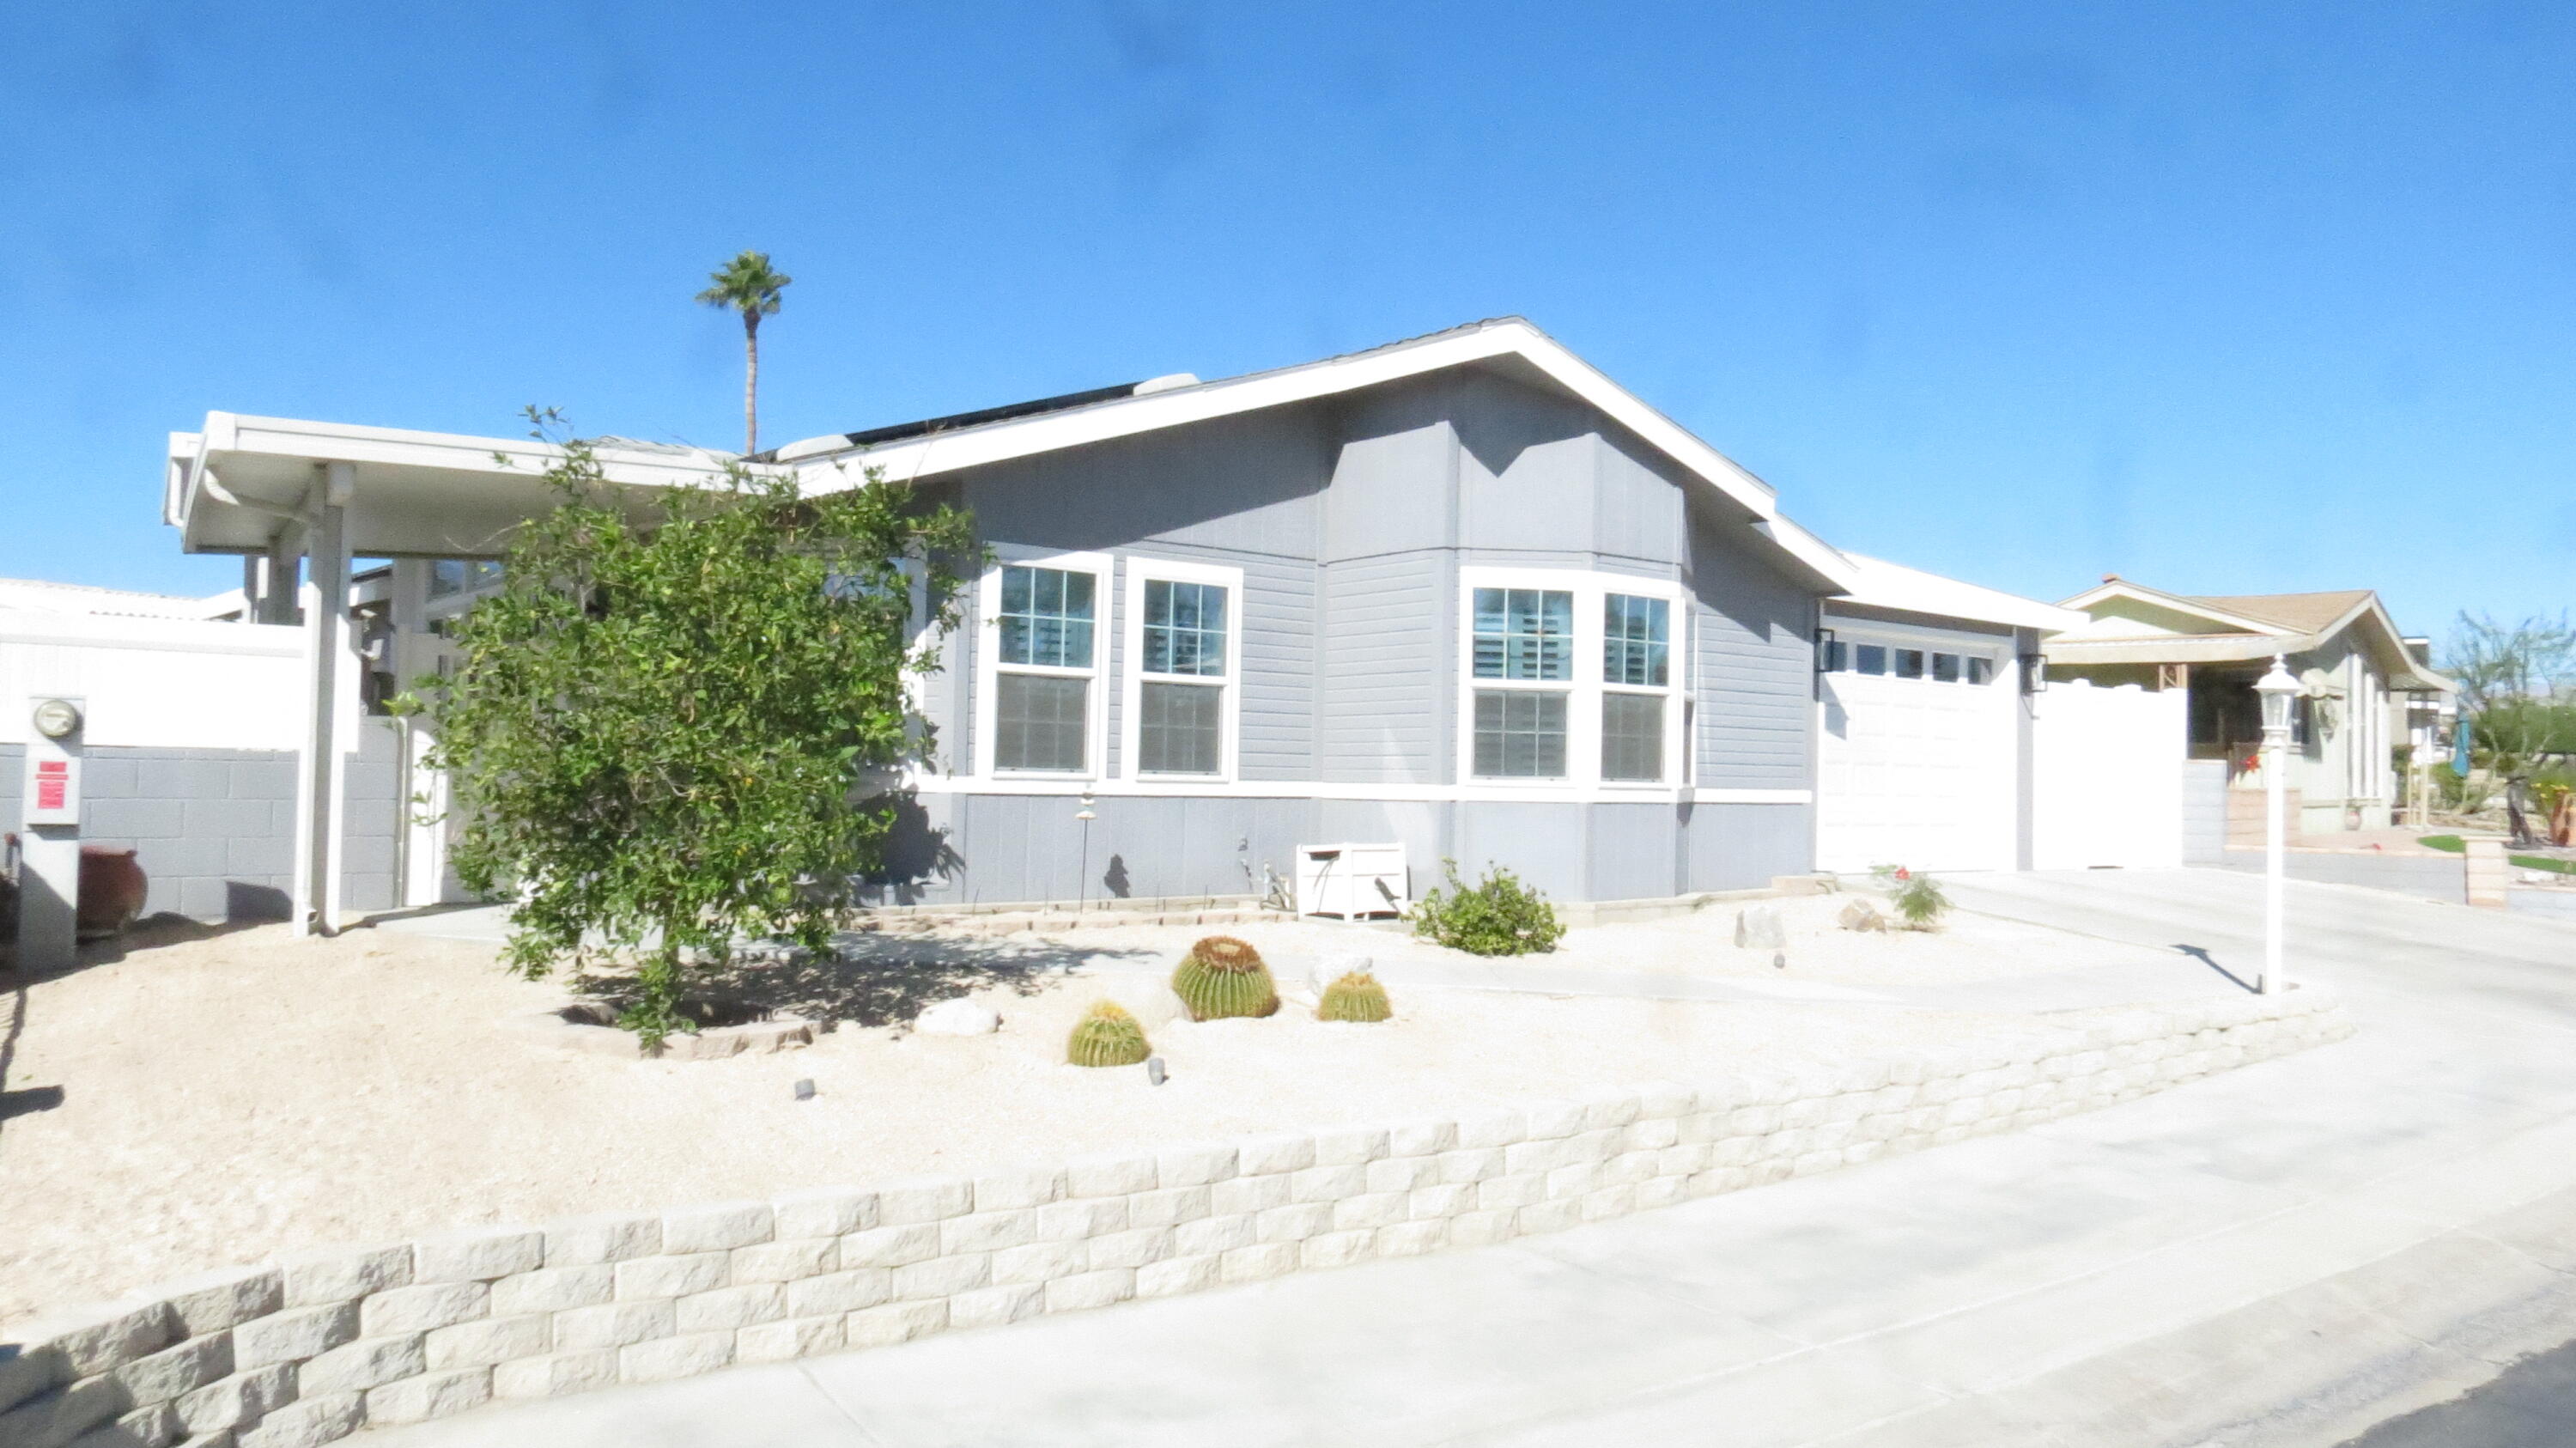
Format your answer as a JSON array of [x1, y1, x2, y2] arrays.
[[2184, 590, 2377, 635], [2046, 576, 2453, 692]]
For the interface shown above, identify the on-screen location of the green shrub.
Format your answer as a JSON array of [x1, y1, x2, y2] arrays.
[[1066, 1001, 1151, 1067], [2433, 763, 2491, 812], [1412, 860, 1564, 957], [1871, 864, 1951, 930], [1316, 970, 1392, 1023], [1170, 935, 1280, 1021]]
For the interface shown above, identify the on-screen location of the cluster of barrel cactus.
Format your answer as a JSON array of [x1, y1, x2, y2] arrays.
[[1070, 939, 1394, 1065], [1170, 934, 1284, 1021], [1066, 1000, 1153, 1068]]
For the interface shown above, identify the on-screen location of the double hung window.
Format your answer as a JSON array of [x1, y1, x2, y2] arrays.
[[1124, 559, 1243, 781], [1470, 587, 1573, 777], [1461, 570, 1685, 786], [984, 558, 1104, 774], [1600, 593, 1672, 782]]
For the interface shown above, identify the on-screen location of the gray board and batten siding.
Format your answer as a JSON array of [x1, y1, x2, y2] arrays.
[[876, 362, 1829, 908], [0, 720, 405, 925]]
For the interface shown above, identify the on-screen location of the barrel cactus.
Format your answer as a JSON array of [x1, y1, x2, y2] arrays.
[[1316, 970, 1391, 1023], [1066, 1001, 1151, 1068], [1170, 934, 1280, 1021]]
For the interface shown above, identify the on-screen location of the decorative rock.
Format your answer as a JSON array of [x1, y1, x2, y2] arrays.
[[913, 998, 1001, 1036], [1734, 905, 1788, 949], [1837, 898, 1888, 933]]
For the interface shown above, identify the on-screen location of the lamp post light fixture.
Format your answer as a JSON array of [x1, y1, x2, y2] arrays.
[[2253, 656, 2302, 995], [1074, 789, 1097, 910]]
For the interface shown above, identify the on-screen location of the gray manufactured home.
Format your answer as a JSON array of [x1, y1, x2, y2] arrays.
[[776, 319, 1856, 908]]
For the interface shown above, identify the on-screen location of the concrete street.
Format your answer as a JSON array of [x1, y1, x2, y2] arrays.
[[375, 869, 2576, 1448]]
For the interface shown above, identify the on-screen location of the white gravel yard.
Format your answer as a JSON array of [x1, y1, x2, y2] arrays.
[[0, 891, 2183, 1329]]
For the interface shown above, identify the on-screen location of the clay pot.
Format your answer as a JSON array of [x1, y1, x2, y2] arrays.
[[77, 846, 148, 940]]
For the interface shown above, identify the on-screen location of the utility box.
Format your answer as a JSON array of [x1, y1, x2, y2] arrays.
[[1295, 843, 1409, 920]]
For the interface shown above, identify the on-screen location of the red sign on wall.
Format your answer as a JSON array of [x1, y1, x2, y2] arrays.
[[34, 759, 66, 812]]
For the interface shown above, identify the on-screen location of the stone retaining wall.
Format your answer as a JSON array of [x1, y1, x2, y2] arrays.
[[0, 989, 2353, 1448]]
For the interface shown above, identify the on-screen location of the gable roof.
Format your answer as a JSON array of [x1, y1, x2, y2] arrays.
[[781, 317, 1860, 592], [2184, 589, 2375, 635], [2049, 577, 2451, 692]]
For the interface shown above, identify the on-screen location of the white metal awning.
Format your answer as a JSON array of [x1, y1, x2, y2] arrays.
[[167, 413, 738, 558]]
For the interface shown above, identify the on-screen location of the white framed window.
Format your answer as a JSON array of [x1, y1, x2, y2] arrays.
[[1456, 567, 1686, 788], [1122, 557, 1243, 782], [975, 551, 1111, 777]]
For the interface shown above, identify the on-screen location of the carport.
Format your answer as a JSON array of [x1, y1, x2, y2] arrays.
[[163, 413, 733, 933]]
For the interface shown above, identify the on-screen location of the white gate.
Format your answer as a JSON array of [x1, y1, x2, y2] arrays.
[[2032, 679, 2185, 870]]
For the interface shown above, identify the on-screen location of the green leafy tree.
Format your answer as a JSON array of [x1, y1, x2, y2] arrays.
[[2445, 611, 2576, 772], [404, 410, 975, 1047], [696, 250, 793, 455]]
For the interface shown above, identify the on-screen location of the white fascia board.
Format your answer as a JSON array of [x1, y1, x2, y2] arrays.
[[2336, 595, 2456, 693], [1753, 515, 1862, 593], [792, 321, 1793, 529], [2042, 634, 2320, 666], [2056, 580, 2292, 636], [203, 412, 743, 491], [1832, 554, 2084, 634]]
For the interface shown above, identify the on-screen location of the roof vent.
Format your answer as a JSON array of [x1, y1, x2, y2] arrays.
[[1131, 373, 1200, 396]]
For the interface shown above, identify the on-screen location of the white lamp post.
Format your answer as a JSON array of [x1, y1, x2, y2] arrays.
[[2253, 656, 2301, 995]]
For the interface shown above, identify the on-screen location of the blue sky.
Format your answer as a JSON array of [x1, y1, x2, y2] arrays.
[[4, 2, 2570, 636]]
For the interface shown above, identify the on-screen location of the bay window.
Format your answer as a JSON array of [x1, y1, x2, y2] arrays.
[[1459, 569, 1686, 788], [1469, 587, 1574, 778]]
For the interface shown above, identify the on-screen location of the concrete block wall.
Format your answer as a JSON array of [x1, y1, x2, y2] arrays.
[[0, 989, 2354, 1445], [0, 721, 404, 924]]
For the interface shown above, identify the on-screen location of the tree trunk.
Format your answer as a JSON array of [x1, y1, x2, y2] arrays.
[[744, 314, 761, 456]]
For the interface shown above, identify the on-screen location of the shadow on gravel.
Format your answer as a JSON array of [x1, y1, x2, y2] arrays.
[[572, 934, 1164, 1031]]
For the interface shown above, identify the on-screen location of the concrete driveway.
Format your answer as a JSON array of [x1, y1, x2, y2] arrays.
[[374, 870, 2576, 1448]]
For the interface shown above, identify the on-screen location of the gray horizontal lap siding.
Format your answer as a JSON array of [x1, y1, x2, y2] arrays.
[[886, 366, 1826, 905], [1319, 551, 1444, 784], [1689, 508, 1817, 791]]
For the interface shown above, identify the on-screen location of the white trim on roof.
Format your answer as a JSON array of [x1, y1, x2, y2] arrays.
[[789, 319, 1860, 593], [1828, 554, 2081, 634], [2054, 580, 2294, 636]]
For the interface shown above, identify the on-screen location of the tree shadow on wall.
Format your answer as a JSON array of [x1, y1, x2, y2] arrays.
[[573, 933, 1162, 1032], [853, 792, 964, 908]]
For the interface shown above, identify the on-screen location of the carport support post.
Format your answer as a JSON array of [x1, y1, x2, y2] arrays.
[[291, 461, 353, 936]]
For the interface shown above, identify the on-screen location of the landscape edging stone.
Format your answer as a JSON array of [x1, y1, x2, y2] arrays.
[[0, 989, 2354, 1445]]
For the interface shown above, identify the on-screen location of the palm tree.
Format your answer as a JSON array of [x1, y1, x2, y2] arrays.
[[696, 251, 793, 455]]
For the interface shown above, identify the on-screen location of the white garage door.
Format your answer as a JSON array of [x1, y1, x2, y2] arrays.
[[1816, 625, 2019, 874]]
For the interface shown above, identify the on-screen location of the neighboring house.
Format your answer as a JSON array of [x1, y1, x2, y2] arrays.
[[2044, 578, 2453, 837], [149, 316, 2131, 921]]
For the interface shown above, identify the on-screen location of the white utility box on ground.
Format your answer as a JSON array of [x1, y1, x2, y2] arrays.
[[1295, 843, 1409, 920]]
